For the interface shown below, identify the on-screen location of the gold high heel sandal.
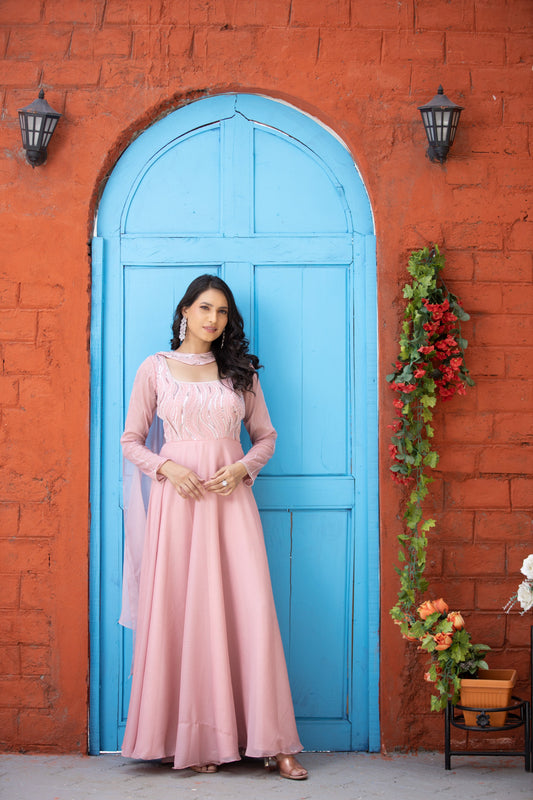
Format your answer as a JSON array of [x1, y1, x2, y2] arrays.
[[264, 754, 308, 780]]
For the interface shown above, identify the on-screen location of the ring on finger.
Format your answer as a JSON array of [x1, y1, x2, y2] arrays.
[[222, 480, 228, 487]]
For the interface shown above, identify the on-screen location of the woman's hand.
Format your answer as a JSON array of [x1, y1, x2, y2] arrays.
[[157, 460, 205, 501], [204, 462, 248, 496]]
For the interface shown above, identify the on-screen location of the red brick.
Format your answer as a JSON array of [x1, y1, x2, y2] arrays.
[[508, 544, 533, 574], [471, 66, 533, 96], [6, 26, 72, 60], [445, 543, 506, 576], [466, 613, 506, 648], [506, 34, 533, 64], [491, 413, 533, 443], [475, 251, 532, 283], [460, 346, 504, 380], [0, 708, 18, 743], [70, 26, 133, 59], [438, 251, 475, 280], [477, 379, 533, 412], [0, 468, 50, 503], [511, 478, 533, 509], [506, 349, 533, 379], [470, 124, 530, 156], [205, 27, 259, 62], [446, 478, 510, 510], [44, 0, 103, 24], [505, 96, 533, 124], [444, 413, 493, 443], [19, 504, 59, 540], [382, 31, 444, 63], [19, 283, 65, 309], [351, 0, 411, 28], [3, 343, 51, 375], [42, 62, 101, 88], [476, 510, 532, 541], [17, 710, 62, 743], [0, 676, 48, 707], [424, 544, 443, 577], [447, 33, 506, 64], [20, 573, 54, 610], [475, 0, 533, 32], [445, 222, 503, 250], [104, 0, 162, 24], [0, 503, 19, 537], [415, 1, 474, 31], [477, 579, 519, 610], [0, 645, 19, 675], [425, 579, 475, 610], [319, 29, 382, 64], [0, 540, 51, 573], [502, 282, 533, 313], [20, 645, 51, 675], [290, 0, 349, 26], [0, 610, 50, 646], [479, 445, 533, 474], [449, 281, 502, 313], [436, 446, 477, 474], [99, 59, 152, 88], [474, 315, 532, 346], [0, 572, 20, 612], [0, 61, 40, 87], [434, 510, 475, 542], [0, 310, 37, 342], [0, 278, 19, 307], [508, 221, 533, 251], [443, 158, 488, 187], [0, 0, 42, 23], [506, 614, 533, 647], [17, 376, 57, 409], [0, 376, 19, 406]]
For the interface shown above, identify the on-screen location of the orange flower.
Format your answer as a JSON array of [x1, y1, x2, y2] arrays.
[[433, 598, 449, 615], [447, 611, 465, 630], [417, 600, 438, 620], [433, 632, 454, 651]]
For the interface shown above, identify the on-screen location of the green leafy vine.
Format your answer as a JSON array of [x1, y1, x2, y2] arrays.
[[387, 246, 488, 711]]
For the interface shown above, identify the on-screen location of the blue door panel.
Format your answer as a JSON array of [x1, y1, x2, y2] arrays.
[[91, 93, 378, 754], [124, 127, 222, 234], [254, 265, 349, 475]]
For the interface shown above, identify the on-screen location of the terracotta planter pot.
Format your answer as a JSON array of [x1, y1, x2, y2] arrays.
[[459, 669, 517, 727]]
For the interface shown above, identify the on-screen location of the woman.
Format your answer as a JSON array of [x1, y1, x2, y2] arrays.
[[120, 274, 307, 780]]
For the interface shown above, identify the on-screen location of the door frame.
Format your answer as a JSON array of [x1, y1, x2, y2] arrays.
[[89, 93, 379, 754]]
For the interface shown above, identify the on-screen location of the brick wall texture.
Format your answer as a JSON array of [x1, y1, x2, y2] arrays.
[[0, 0, 531, 753]]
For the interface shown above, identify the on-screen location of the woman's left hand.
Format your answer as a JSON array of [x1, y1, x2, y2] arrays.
[[204, 462, 248, 496]]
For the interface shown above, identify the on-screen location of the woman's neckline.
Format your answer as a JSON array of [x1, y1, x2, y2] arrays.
[[161, 350, 215, 366]]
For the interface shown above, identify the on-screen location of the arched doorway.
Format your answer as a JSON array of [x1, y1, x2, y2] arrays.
[[90, 93, 378, 754]]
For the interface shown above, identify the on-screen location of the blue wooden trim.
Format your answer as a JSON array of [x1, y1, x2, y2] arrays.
[[88, 236, 104, 755]]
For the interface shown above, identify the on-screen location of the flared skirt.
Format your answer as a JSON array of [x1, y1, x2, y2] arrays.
[[121, 438, 302, 769]]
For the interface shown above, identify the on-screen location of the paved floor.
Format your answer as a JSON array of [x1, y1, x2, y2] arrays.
[[0, 752, 531, 800]]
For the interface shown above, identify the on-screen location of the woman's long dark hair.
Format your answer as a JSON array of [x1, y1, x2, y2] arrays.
[[171, 274, 261, 392]]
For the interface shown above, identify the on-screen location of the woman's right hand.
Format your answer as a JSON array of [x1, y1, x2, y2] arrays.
[[157, 460, 205, 501]]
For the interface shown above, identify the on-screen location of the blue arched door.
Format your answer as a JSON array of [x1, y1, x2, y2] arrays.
[[90, 94, 378, 754]]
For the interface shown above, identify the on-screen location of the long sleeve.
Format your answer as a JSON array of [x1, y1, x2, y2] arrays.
[[121, 356, 168, 481], [238, 374, 277, 485]]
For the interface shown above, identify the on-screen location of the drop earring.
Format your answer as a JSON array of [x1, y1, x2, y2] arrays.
[[179, 316, 187, 342], [221, 331, 225, 349]]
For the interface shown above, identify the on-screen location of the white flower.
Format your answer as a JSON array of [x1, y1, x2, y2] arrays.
[[520, 554, 533, 580], [517, 580, 533, 612]]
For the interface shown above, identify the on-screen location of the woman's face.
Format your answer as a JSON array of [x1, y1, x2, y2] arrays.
[[182, 288, 229, 348]]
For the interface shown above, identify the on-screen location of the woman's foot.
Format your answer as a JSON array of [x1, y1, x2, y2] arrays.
[[265, 754, 308, 780], [190, 764, 218, 773]]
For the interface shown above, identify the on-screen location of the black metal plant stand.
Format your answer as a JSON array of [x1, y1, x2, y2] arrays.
[[444, 625, 533, 772]]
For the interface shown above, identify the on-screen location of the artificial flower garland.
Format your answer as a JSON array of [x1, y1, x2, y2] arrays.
[[387, 246, 488, 712]]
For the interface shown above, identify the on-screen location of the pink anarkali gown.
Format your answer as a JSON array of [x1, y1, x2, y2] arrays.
[[120, 351, 302, 769]]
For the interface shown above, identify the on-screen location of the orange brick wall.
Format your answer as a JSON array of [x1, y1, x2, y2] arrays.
[[0, 0, 531, 753]]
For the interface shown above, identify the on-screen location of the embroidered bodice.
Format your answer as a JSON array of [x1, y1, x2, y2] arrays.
[[121, 352, 276, 485]]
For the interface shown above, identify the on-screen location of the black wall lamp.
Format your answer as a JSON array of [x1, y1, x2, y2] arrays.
[[18, 89, 62, 167], [418, 86, 463, 164]]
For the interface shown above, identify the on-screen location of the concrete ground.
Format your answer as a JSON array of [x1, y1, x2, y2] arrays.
[[0, 752, 531, 800]]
